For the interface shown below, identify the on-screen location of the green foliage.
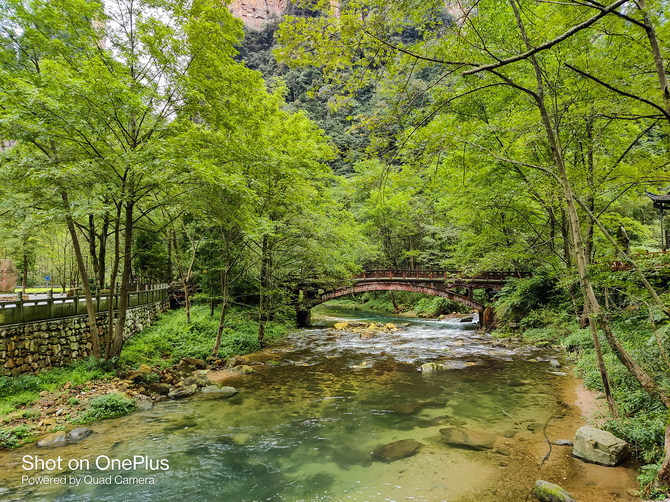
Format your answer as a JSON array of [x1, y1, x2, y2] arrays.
[[0, 424, 33, 448], [73, 393, 136, 423], [638, 463, 666, 500], [120, 305, 289, 367], [0, 357, 114, 414], [414, 297, 469, 317], [496, 275, 566, 325]]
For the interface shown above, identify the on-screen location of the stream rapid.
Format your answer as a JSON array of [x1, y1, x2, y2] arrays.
[[0, 306, 639, 501]]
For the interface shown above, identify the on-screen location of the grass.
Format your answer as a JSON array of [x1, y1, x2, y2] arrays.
[[119, 304, 290, 369], [0, 357, 115, 417]]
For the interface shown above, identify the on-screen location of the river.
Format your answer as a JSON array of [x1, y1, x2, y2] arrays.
[[0, 306, 639, 501]]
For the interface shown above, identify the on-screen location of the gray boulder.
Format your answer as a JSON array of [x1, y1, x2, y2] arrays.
[[573, 426, 628, 466], [371, 439, 422, 461], [67, 427, 92, 442], [440, 427, 497, 450], [37, 431, 68, 448], [534, 480, 575, 502], [168, 384, 197, 400], [202, 385, 238, 398]]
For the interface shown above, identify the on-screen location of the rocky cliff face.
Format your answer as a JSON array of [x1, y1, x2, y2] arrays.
[[228, 0, 289, 29]]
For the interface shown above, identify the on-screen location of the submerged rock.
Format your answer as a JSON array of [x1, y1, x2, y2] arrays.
[[573, 426, 628, 466], [388, 402, 424, 415], [168, 384, 197, 400], [420, 362, 451, 372], [67, 427, 93, 442], [534, 480, 575, 502], [440, 427, 497, 450], [371, 439, 422, 461], [37, 431, 68, 448]]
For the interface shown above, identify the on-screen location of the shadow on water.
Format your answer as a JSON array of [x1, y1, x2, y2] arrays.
[[0, 305, 640, 501]]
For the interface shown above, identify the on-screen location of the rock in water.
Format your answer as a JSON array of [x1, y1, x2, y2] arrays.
[[67, 427, 93, 442], [333, 322, 349, 330], [534, 480, 576, 502], [202, 385, 238, 398], [440, 427, 497, 450], [168, 384, 197, 400], [371, 439, 422, 461], [37, 431, 68, 448], [573, 426, 628, 466], [388, 402, 424, 415]]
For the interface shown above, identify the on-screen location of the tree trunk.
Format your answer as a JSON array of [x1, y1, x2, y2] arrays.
[[62, 191, 101, 358], [587, 304, 617, 416], [213, 266, 230, 356], [258, 235, 272, 346], [106, 203, 122, 358], [21, 248, 27, 294], [110, 200, 134, 358]]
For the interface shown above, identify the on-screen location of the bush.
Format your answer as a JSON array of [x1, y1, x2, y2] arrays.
[[74, 393, 136, 423], [0, 425, 33, 449], [496, 273, 565, 324]]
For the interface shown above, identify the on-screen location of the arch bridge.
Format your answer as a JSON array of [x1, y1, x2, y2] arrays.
[[297, 269, 529, 329]]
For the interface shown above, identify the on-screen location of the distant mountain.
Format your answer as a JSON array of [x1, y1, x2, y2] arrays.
[[228, 0, 289, 29]]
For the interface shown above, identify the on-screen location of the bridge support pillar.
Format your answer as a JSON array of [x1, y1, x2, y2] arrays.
[[481, 307, 495, 330], [297, 308, 311, 327]]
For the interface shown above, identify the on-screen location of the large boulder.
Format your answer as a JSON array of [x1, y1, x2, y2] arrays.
[[534, 480, 576, 502], [573, 426, 628, 466], [371, 439, 422, 461], [440, 427, 497, 450], [0, 259, 18, 293]]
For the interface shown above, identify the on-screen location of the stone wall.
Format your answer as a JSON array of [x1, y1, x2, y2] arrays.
[[0, 300, 168, 376]]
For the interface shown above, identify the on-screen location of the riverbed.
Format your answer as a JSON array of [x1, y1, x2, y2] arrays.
[[0, 306, 639, 501]]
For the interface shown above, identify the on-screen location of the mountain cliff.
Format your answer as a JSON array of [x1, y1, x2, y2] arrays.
[[229, 0, 289, 29]]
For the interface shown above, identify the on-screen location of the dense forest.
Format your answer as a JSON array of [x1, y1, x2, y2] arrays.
[[1, 0, 670, 495]]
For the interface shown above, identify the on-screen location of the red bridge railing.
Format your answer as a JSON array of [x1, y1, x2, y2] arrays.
[[352, 269, 531, 281]]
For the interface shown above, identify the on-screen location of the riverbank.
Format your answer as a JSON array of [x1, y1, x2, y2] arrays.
[[0, 304, 292, 449]]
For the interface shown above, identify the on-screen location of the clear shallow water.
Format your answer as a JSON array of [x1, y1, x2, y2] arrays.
[[0, 307, 639, 501]]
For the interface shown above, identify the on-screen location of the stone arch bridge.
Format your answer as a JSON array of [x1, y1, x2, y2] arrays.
[[296, 269, 530, 329]]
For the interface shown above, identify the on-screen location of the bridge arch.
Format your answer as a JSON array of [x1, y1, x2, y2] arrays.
[[312, 281, 485, 312]]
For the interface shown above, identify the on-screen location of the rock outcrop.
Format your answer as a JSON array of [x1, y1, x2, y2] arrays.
[[229, 0, 289, 29]]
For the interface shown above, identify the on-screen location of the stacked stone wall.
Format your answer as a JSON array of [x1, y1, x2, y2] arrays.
[[0, 300, 167, 376]]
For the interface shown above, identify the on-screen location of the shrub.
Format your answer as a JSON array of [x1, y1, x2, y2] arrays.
[[0, 425, 33, 448], [74, 393, 136, 423]]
